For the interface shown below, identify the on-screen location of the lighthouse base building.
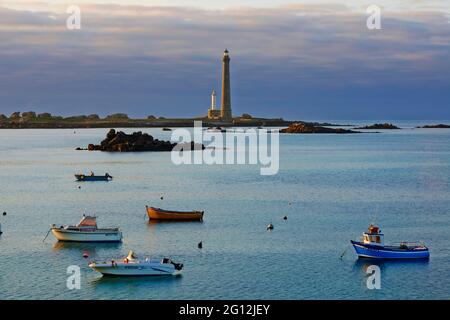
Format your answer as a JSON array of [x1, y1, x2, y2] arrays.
[[207, 109, 222, 120]]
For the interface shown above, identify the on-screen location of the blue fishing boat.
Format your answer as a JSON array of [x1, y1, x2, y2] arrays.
[[75, 172, 113, 182], [351, 225, 429, 260]]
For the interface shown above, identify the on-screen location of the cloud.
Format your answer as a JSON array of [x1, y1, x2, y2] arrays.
[[0, 3, 449, 118]]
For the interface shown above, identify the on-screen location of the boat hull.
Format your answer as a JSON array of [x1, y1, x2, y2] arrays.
[[51, 228, 122, 242], [351, 241, 429, 259], [75, 175, 112, 182], [146, 206, 204, 221], [89, 262, 178, 276]]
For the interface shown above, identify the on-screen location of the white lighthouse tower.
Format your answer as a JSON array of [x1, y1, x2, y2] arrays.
[[211, 89, 217, 110], [208, 88, 221, 119]]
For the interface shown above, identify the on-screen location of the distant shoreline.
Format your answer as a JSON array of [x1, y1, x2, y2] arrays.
[[0, 116, 348, 129]]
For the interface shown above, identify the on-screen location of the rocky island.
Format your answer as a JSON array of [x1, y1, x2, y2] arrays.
[[417, 124, 450, 129], [0, 111, 351, 129], [78, 129, 203, 152], [355, 123, 400, 130], [280, 122, 359, 134], [0, 111, 295, 129]]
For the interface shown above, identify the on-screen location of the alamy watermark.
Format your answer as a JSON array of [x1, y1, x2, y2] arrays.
[[171, 121, 279, 176], [66, 5, 81, 30], [366, 265, 381, 289], [66, 265, 81, 290], [366, 5, 381, 30]]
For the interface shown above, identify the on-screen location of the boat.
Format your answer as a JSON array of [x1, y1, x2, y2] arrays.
[[146, 206, 204, 221], [351, 225, 429, 260], [75, 172, 112, 181], [89, 250, 183, 276], [50, 215, 122, 242]]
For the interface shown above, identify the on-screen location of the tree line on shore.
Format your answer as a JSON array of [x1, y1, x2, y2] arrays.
[[0, 111, 170, 122], [0, 111, 260, 123]]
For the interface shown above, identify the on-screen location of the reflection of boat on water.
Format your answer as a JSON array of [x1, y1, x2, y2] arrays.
[[148, 218, 204, 225], [146, 206, 204, 221], [51, 215, 122, 242], [352, 257, 430, 273], [351, 225, 430, 260], [89, 250, 183, 277], [91, 271, 182, 286], [52, 240, 121, 251], [75, 173, 112, 181]]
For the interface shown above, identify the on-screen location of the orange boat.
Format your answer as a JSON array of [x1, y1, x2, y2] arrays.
[[146, 206, 204, 221]]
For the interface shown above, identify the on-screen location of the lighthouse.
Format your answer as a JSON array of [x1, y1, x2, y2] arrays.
[[220, 49, 232, 121], [207, 50, 233, 122], [211, 89, 217, 110]]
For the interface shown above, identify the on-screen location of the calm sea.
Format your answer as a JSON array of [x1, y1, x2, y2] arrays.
[[0, 121, 449, 299]]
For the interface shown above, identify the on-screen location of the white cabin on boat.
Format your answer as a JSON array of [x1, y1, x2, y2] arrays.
[[362, 225, 384, 246]]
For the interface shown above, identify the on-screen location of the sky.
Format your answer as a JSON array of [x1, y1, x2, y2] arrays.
[[1, 0, 450, 120]]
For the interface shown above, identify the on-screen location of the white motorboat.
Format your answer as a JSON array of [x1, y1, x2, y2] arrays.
[[89, 251, 183, 276], [51, 215, 122, 242]]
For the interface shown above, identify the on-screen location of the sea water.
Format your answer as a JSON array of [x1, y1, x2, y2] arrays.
[[0, 122, 449, 299]]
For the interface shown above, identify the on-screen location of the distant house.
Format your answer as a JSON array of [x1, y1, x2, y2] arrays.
[[105, 113, 129, 120], [22, 111, 37, 119], [38, 113, 52, 119], [10, 112, 21, 119]]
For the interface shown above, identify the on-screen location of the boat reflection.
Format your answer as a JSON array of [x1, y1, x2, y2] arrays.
[[52, 241, 122, 252], [147, 219, 204, 233], [352, 258, 430, 273], [148, 219, 204, 225], [90, 273, 183, 287]]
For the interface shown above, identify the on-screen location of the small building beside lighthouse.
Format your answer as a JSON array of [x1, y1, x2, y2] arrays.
[[207, 89, 221, 119], [207, 49, 233, 122]]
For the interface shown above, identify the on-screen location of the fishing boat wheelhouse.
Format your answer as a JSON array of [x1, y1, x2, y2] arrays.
[[362, 225, 384, 246]]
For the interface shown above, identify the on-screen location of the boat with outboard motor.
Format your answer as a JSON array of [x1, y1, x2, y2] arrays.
[[351, 225, 429, 259], [50, 215, 122, 242], [89, 250, 183, 276]]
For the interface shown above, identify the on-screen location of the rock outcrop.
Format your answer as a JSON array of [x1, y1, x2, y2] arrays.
[[80, 129, 204, 152], [417, 124, 450, 129], [356, 123, 400, 129], [280, 123, 359, 134]]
